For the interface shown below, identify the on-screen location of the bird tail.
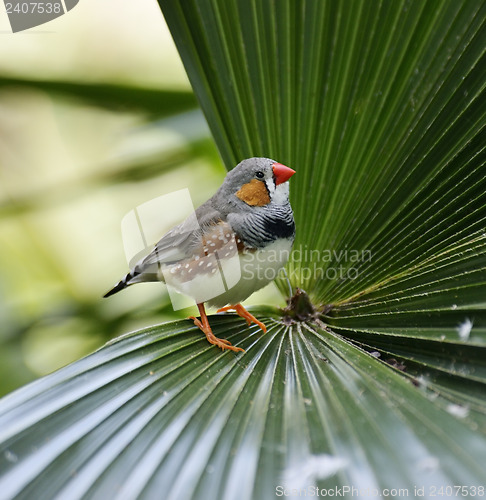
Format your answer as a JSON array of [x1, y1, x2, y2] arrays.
[[103, 271, 135, 298]]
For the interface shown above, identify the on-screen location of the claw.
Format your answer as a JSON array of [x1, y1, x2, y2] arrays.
[[189, 304, 245, 353], [217, 304, 267, 333]]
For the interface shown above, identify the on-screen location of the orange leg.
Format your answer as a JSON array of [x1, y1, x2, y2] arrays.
[[217, 304, 267, 333], [189, 303, 245, 353]]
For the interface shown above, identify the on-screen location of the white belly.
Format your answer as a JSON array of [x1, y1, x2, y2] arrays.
[[164, 238, 293, 308], [210, 238, 293, 307]]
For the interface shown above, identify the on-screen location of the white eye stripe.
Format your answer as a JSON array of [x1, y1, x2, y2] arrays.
[[265, 178, 275, 195]]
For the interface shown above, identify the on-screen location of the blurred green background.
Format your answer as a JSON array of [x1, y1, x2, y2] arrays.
[[0, 1, 281, 397]]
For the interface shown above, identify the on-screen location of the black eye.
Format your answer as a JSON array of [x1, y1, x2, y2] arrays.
[[255, 171, 264, 179]]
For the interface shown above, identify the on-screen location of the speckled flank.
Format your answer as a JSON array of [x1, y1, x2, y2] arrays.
[[160, 225, 238, 284]]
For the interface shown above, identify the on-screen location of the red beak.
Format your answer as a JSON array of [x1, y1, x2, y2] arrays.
[[272, 162, 296, 185]]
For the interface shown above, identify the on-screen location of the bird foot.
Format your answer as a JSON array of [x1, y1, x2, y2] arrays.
[[189, 314, 245, 353], [217, 304, 267, 333]]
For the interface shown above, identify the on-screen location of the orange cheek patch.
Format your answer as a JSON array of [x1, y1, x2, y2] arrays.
[[236, 179, 271, 206]]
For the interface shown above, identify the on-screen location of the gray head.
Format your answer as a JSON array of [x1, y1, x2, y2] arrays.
[[213, 157, 295, 213]]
